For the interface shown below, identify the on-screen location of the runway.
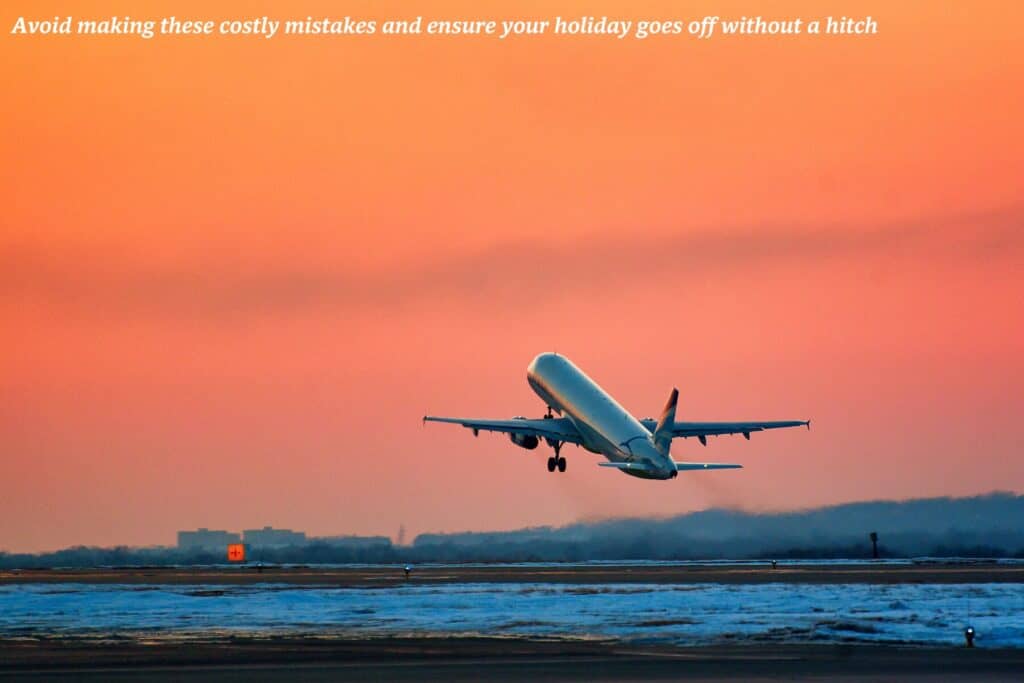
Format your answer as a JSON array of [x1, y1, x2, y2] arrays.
[[3, 639, 1023, 681]]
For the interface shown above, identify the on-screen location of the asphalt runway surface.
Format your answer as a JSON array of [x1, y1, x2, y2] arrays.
[[2, 639, 1022, 681]]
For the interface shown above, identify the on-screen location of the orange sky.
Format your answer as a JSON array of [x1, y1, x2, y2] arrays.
[[2, 1, 1022, 552]]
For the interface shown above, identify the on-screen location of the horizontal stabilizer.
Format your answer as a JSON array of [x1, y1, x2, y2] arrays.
[[598, 461, 655, 472], [676, 462, 743, 471]]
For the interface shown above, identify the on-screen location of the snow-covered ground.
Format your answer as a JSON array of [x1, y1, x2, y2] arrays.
[[2, 582, 1021, 647]]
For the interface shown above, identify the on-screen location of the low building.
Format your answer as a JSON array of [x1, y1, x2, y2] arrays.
[[313, 535, 393, 550], [177, 528, 241, 551], [243, 526, 307, 548]]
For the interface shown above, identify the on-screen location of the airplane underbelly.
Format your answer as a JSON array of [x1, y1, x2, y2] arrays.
[[528, 353, 653, 461], [569, 416, 618, 455]]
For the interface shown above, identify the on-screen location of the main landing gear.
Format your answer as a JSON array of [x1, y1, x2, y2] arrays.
[[542, 407, 566, 472], [546, 454, 566, 472], [546, 441, 566, 473]]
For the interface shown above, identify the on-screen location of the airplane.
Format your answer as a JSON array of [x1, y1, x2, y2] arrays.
[[424, 352, 809, 481]]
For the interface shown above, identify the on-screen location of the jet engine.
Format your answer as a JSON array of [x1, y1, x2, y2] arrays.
[[509, 433, 539, 449]]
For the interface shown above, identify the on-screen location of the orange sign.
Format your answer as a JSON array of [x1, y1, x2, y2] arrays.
[[227, 543, 245, 562]]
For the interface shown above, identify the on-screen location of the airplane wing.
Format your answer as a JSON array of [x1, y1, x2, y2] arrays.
[[422, 415, 583, 444], [639, 419, 809, 443]]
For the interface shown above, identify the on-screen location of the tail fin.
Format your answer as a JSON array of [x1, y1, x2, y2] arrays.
[[652, 388, 678, 454]]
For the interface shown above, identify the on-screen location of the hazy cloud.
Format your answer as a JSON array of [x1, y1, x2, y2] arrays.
[[2, 206, 1020, 321], [410, 492, 1024, 561]]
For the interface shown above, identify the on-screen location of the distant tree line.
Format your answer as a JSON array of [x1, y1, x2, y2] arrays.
[[3, 493, 1023, 568]]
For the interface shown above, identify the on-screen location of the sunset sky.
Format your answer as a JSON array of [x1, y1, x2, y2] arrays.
[[2, 1, 1022, 552]]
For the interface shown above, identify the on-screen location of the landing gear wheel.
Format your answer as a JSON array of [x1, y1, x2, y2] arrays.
[[557, 457, 567, 473], [547, 457, 556, 472]]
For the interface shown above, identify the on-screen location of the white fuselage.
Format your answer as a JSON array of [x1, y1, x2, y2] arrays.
[[527, 353, 677, 479]]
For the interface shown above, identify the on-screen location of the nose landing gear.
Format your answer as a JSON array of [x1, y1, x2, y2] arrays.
[[546, 440, 566, 473]]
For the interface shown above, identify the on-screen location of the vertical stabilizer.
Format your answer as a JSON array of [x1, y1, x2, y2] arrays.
[[653, 388, 678, 454]]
